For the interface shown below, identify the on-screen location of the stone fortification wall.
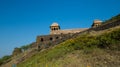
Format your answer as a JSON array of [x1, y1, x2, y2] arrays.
[[36, 19, 120, 50], [50, 28, 88, 34], [71, 19, 120, 38], [91, 19, 120, 31], [36, 34, 73, 50]]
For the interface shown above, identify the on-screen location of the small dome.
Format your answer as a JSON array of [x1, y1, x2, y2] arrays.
[[94, 19, 102, 23], [51, 22, 59, 26]]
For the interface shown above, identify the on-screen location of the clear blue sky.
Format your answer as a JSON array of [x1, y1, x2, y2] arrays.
[[0, 0, 120, 58]]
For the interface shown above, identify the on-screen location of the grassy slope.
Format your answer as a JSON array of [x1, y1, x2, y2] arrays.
[[17, 26, 120, 67]]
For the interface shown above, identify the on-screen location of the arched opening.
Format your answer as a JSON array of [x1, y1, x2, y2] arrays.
[[54, 28, 56, 30], [41, 38, 44, 42], [56, 37, 59, 39], [50, 37, 53, 41], [56, 28, 58, 30]]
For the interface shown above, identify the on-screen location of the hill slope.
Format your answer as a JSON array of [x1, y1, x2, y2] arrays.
[[17, 26, 120, 67]]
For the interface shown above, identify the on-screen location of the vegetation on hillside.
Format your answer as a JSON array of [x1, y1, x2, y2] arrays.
[[12, 42, 35, 56], [17, 26, 120, 67], [20, 44, 31, 52], [0, 43, 34, 66], [0, 55, 11, 66], [1, 14, 120, 67]]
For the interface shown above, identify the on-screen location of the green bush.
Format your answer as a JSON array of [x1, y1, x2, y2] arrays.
[[0, 55, 11, 65]]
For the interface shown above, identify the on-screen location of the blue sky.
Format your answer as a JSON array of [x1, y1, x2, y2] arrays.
[[0, 0, 120, 58]]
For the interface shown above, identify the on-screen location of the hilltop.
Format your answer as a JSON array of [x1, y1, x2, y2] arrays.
[[0, 14, 120, 67], [17, 25, 120, 67]]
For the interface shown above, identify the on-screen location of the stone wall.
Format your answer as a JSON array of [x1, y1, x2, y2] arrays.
[[91, 19, 120, 31], [50, 28, 88, 35], [36, 19, 120, 50], [71, 19, 120, 38], [36, 34, 73, 50]]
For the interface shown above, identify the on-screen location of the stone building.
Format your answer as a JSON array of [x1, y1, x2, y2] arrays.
[[92, 20, 102, 28], [50, 22, 88, 35], [36, 22, 89, 50], [50, 22, 61, 34]]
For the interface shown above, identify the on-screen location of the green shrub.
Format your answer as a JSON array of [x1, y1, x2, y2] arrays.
[[0, 55, 11, 65]]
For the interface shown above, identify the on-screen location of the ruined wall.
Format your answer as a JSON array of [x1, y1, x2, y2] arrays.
[[71, 19, 120, 38], [36, 34, 73, 50], [50, 28, 88, 35], [36, 19, 120, 50], [91, 19, 120, 31]]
